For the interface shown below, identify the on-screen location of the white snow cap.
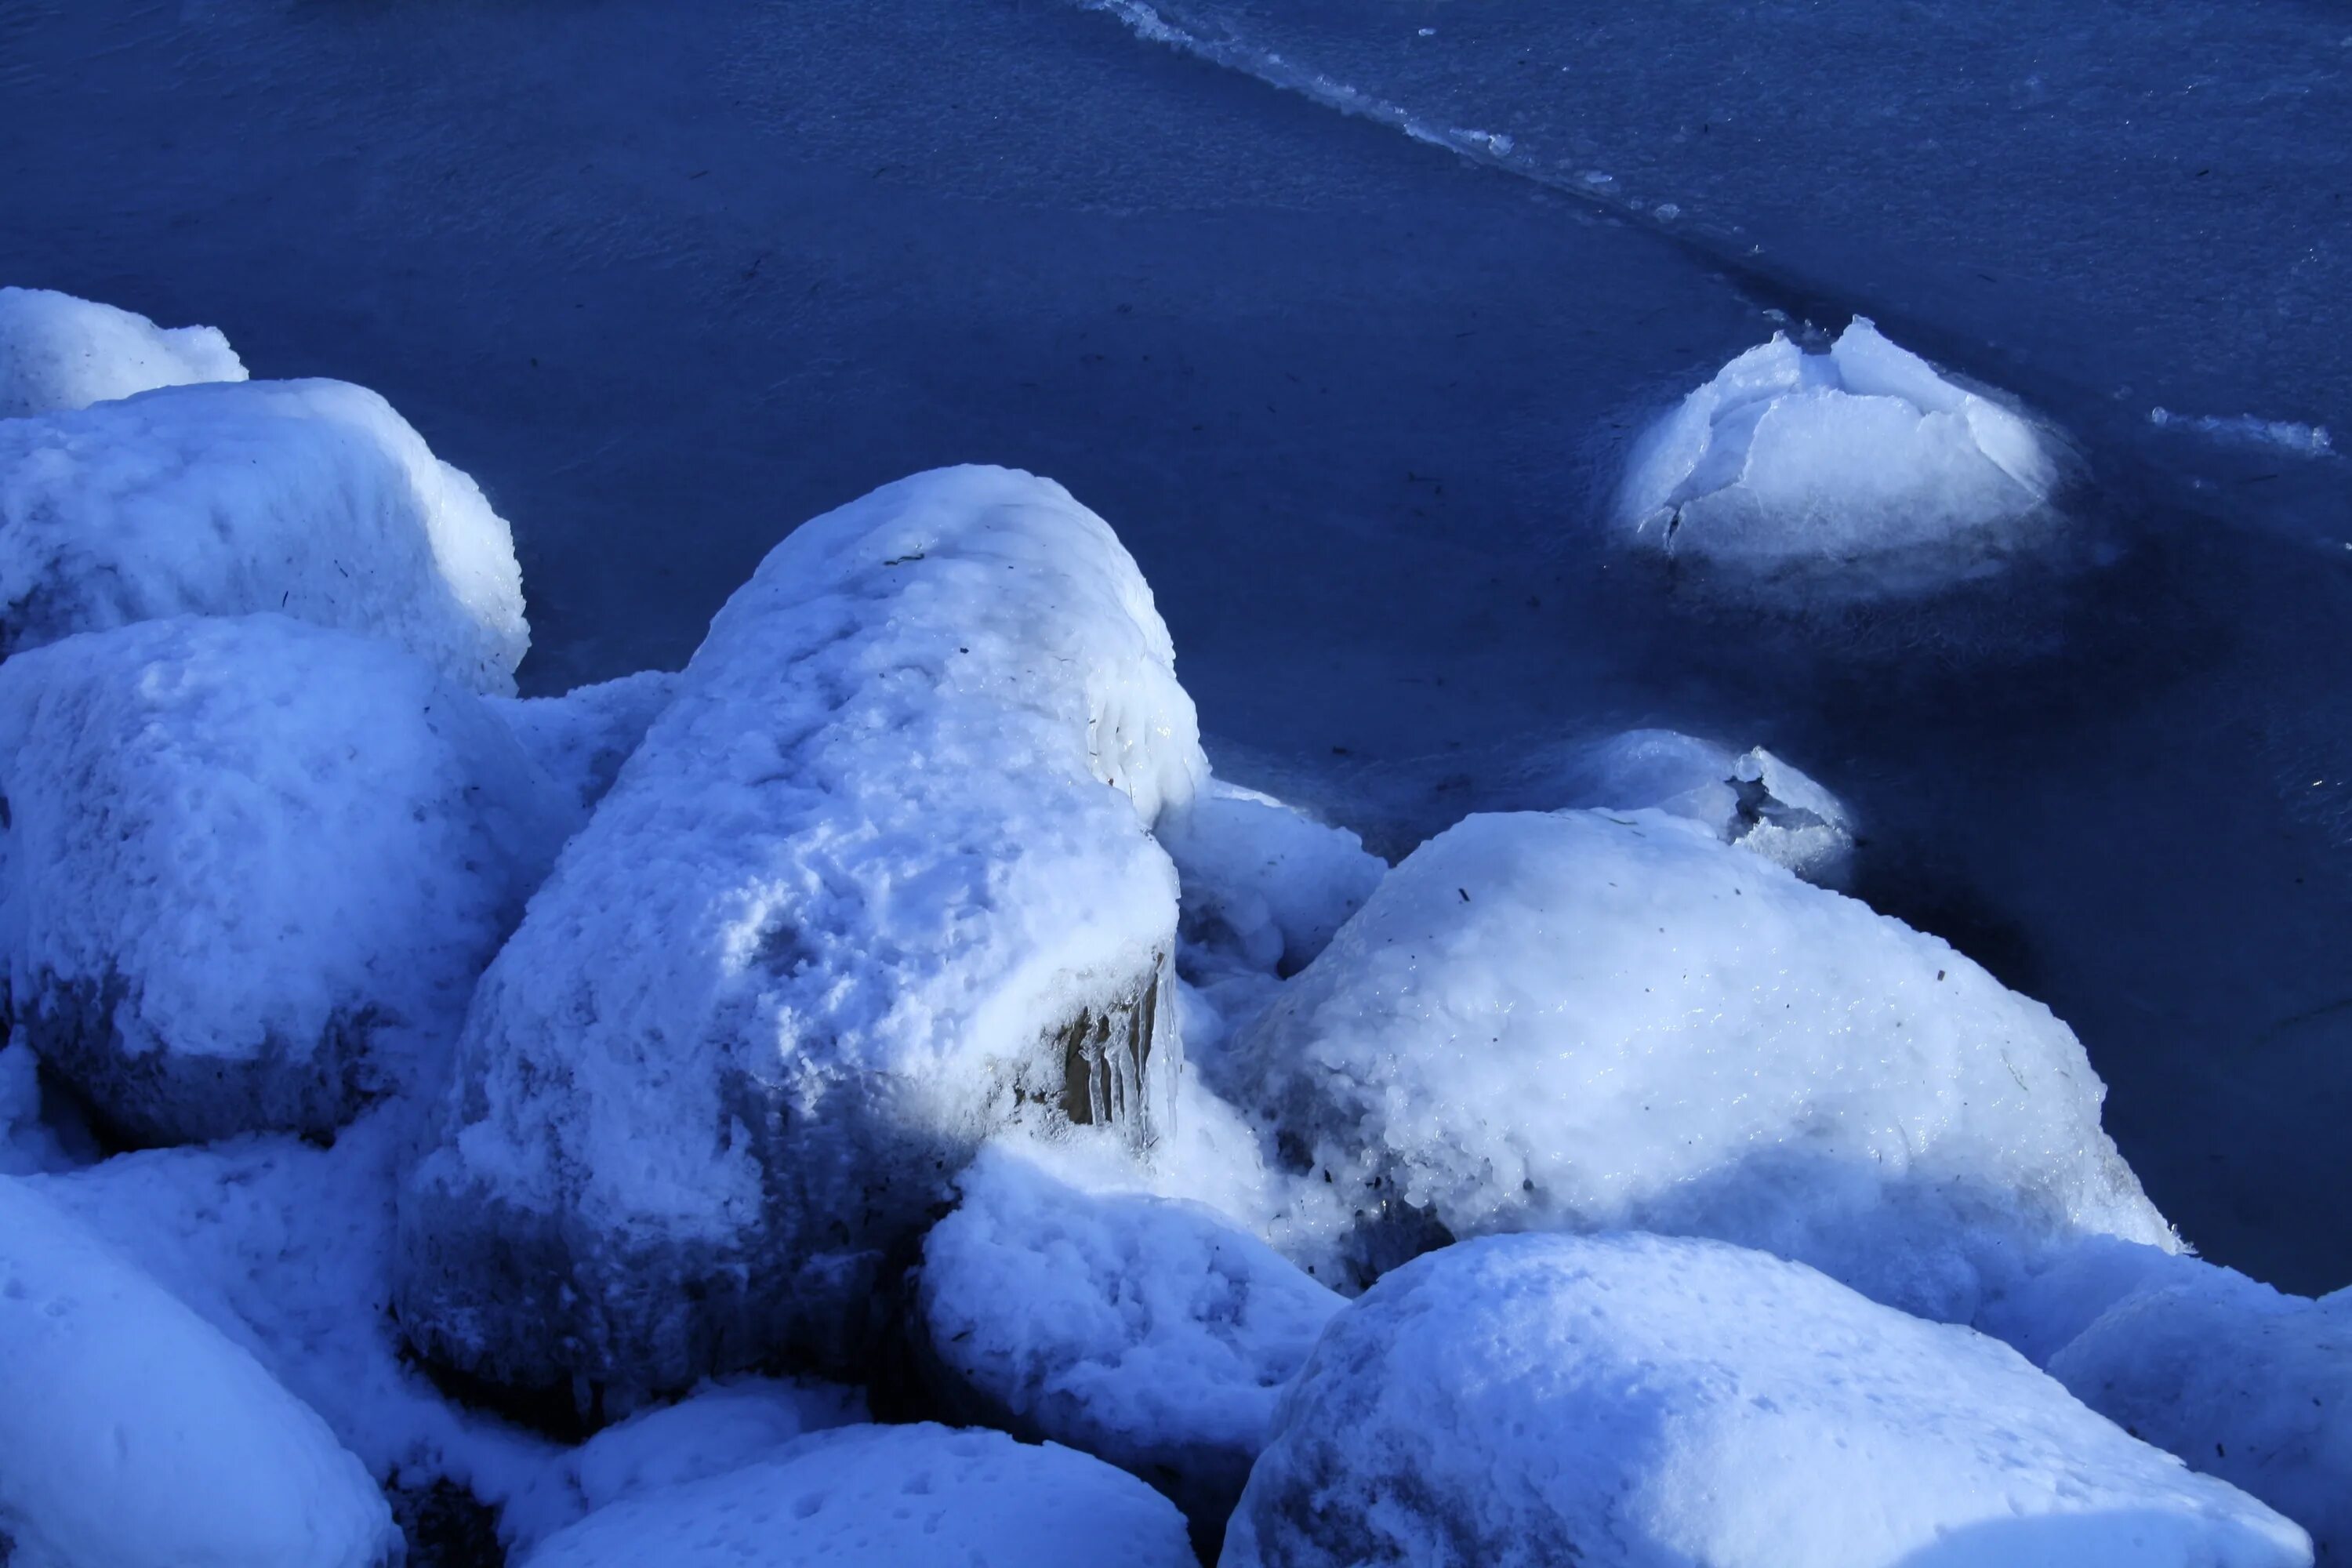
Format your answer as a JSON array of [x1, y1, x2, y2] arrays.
[[0, 285, 245, 419], [0, 376, 528, 693], [1227, 808, 2172, 1315], [917, 1142, 1342, 1529], [1227, 1232, 2312, 1568], [0, 1176, 399, 1568], [1619, 318, 2060, 600], [399, 465, 1207, 1411], [1159, 775, 1387, 977], [520, 1423, 1196, 1568], [0, 615, 575, 1144]]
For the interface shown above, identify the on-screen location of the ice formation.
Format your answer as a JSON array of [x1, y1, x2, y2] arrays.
[[488, 667, 681, 814], [0, 615, 574, 1144], [520, 1423, 1196, 1568], [1226, 808, 2172, 1313], [1618, 318, 2060, 599], [0, 1176, 401, 1568], [1226, 1232, 2312, 1568], [397, 466, 1207, 1417], [916, 1143, 1342, 1539], [0, 377, 528, 693], [564, 1377, 866, 1524], [0, 285, 246, 419]]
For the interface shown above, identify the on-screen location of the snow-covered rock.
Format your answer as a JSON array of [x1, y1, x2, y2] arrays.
[[1517, 727, 1855, 884], [521, 1423, 1196, 1568], [1225, 807, 2172, 1313], [397, 466, 1207, 1417], [2046, 1267, 2351, 1563], [0, 377, 528, 693], [0, 1176, 401, 1568], [0, 286, 245, 419], [1160, 776, 1386, 979], [1618, 319, 2061, 601], [0, 615, 575, 1144], [1226, 1232, 2312, 1568], [488, 668, 681, 815], [564, 1377, 865, 1523], [917, 1143, 1342, 1538]]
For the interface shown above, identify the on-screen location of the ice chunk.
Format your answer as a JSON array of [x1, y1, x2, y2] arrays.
[[0, 1177, 400, 1568], [916, 1143, 1342, 1542], [1225, 808, 2172, 1314], [1619, 319, 2060, 601], [0, 285, 245, 418], [2045, 1266, 2350, 1562], [0, 377, 528, 693], [1518, 727, 1855, 884], [488, 667, 681, 814], [0, 615, 575, 1144], [1159, 775, 1386, 977], [1227, 1232, 2311, 1568], [397, 466, 1207, 1417], [522, 1423, 1194, 1568]]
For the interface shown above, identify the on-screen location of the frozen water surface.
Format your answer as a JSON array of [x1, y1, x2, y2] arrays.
[[5, 0, 2352, 1307]]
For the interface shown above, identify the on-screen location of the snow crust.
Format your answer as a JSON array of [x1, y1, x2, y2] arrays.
[[1228, 1232, 2312, 1568], [565, 1377, 866, 1526], [520, 1423, 1196, 1568], [0, 285, 245, 419], [0, 1175, 400, 1568], [488, 667, 681, 814], [399, 465, 1208, 1413], [0, 377, 528, 692], [1619, 319, 2060, 600], [916, 1142, 1341, 1532], [1159, 777, 1386, 979], [0, 615, 575, 1144], [1225, 808, 2172, 1314]]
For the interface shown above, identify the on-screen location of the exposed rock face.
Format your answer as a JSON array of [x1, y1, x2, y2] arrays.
[[396, 467, 1207, 1422]]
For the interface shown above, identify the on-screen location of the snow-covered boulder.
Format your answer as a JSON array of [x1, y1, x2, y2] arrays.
[[1160, 776, 1386, 979], [0, 286, 245, 419], [0, 1176, 401, 1568], [522, 1423, 1195, 1568], [397, 466, 1207, 1417], [1618, 319, 2060, 601], [1225, 808, 2171, 1314], [0, 377, 528, 693], [917, 1143, 1342, 1540], [488, 668, 681, 814], [0, 615, 575, 1144], [1227, 1232, 2312, 1568], [2046, 1267, 2351, 1562]]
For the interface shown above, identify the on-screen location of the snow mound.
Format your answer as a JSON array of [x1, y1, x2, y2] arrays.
[[398, 466, 1207, 1417], [520, 1422, 1196, 1568], [916, 1142, 1342, 1539], [0, 1176, 400, 1568], [1225, 808, 2171, 1313], [1227, 1232, 2312, 1568], [488, 667, 681, 814], [0, 377, 528, 693], [0, 615, 575, 1144], [1160, 776, 1386, 980], [1619, 319, 2060, 600], [567, 1377, 866, 1523], [1523, 728, 1855, 885], [0, 285, 245, 419], [2047, 1267, 2351, 1562]]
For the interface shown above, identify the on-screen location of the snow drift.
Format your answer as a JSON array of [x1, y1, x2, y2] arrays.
[[0, 285, 245, 419], [397, 466, 1207, 1419], [1225, 808, 2172, 1314], [0, 615, 574, 1145], [1618, 319, 2061, 601], [0, 377, 528, 692]]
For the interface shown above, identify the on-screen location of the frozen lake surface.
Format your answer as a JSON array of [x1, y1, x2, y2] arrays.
[[4, 0, 2350, 1292]]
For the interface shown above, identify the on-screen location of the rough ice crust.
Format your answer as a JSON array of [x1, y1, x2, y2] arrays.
[[1226, 1233, 2311, 1568], [916, 1144, 1342, 1537], [1158, 776, 1387, 979], [0, 377, 528, 693], [1227, 808, 2172, 1315], [0, 285, 246, 419], [398, 466, 1207, 1416], [1618, 318, 2060, 601], [519, 1423, 1196, 1568], [0, 1177, 400, 1568], [488, 667, 681, 814], [0, 615, 575, 1145]]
